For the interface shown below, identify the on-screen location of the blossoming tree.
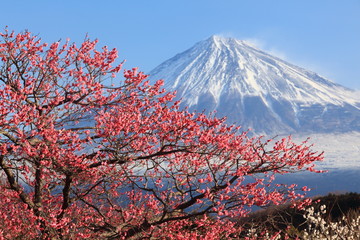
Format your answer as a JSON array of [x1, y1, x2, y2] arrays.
[[0, 29, 323, 239]]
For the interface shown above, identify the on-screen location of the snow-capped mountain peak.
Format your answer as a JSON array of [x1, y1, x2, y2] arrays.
[[149, 35, 360, 134]]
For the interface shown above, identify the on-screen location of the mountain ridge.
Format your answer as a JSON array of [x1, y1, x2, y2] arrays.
[[149, 35, 360, 135]]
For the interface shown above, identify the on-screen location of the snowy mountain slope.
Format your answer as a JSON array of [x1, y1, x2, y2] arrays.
[[149, 36, 360, 134]]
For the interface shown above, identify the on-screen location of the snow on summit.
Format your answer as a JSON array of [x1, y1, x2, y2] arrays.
[[149, 35, 360, 135]]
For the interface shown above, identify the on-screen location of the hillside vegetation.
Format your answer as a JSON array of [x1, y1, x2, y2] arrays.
[[236, 192, 360, 239]]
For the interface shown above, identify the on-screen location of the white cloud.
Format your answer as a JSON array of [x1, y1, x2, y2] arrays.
[[244, 38, 288, 60]]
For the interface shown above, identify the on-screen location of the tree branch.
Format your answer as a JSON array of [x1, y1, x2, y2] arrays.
[[0, 155, 35, 209]]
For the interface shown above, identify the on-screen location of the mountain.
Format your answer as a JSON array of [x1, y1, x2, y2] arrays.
[[149, 35, 360, 135]]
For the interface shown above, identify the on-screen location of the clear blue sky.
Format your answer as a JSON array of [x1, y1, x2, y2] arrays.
[[1, 0, 359, 89]]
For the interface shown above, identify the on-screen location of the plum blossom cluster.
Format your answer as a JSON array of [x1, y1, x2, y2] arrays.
[[234, 204, 360, 240], [0, 29, 323, 239], [302, 205, 360, 240]]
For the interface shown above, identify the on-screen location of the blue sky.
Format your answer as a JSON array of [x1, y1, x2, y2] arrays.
[[1, 0, 359, 89]]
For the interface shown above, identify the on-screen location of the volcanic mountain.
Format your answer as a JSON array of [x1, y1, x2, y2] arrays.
[[149, 35, 360, 135]]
